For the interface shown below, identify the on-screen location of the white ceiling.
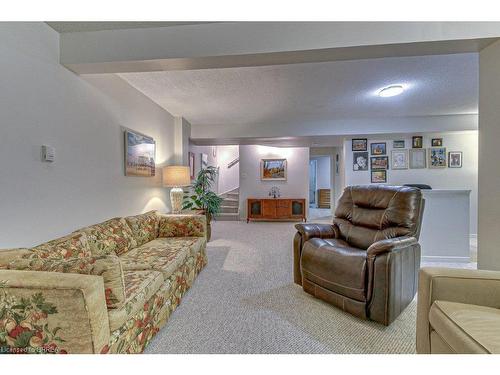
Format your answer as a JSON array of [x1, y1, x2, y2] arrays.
[[46, 22, 216, 33], [119, 53, 478, 128]]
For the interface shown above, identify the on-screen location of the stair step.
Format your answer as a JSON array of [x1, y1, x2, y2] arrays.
[[214, 212, 240, 221]]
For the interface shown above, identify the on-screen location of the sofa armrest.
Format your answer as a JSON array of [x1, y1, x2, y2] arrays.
[[6, 255, 126, 309], [416, 267, 500, 353], [367, 236, 418, 258], [158, 214, 207, 238], [0, 270, 110, 353]]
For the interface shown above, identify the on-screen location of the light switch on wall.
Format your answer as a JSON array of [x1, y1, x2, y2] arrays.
[[41, 145, 55, 162]]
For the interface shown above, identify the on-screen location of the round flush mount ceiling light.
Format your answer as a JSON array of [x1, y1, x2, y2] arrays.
[[378, 85, 405, 98]]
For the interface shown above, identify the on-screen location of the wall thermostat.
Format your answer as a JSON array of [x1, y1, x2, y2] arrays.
[[41, 145, 55, 162]]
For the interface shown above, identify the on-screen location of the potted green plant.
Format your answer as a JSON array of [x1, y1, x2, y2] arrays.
[[182, 166, 223, 241]]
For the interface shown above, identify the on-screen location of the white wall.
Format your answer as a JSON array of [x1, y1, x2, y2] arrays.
[[0, 23, 176, 248], [189, 145, 239, 195], [478, 40, 500, 270], [312, 156, 331, 189], [343, 131, 478, 235], [239, 145, 309, 219]]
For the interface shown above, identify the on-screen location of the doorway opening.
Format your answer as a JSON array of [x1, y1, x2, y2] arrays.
[[309, 155, 332, 220]]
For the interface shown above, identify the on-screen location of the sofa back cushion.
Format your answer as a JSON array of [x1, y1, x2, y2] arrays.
[[158, 214, 206, 238], [125, 211, 159, 247], [79, 218, 137, 256], [333, 185, 423, 250], [29, 232, 92, 260]]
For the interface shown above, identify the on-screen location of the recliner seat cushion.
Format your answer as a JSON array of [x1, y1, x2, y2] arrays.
[[333, 185, 422, 249], [429, 300, 500, 354], [301, 238, 368, 302]]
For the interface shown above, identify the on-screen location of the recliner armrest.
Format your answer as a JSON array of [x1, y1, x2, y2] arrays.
[[294, 223, 339, 242], [366, 236, 418, 258]]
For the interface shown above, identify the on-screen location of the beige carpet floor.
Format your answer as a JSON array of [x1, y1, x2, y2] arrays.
[[146, 220, 440, 354]]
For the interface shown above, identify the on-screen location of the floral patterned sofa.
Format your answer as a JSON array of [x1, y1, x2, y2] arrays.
[[0, 212, 207, 354]]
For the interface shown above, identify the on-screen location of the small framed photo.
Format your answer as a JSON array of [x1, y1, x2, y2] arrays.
[[393, 140, 405, 148], [409, 149, 427, 169], [391, 149, 409, 170], [370, 142, 386, 155], [448, 151, 463, 168], [428, 147, 447, 168], [431, 138, 443, 147], [371, 170, 387, 184], [370, 156, 389, 170], [352, 138, 368, 151], [412, 136, 423, 148], [353, 151, 369, 171]]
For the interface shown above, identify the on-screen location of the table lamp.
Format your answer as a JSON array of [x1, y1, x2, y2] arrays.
[[162, 166, 191, 213]]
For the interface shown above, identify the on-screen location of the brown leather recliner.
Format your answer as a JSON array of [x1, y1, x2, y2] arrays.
[[294, 185, 425, 325]]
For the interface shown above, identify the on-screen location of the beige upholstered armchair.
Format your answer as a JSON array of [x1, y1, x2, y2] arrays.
[[417, 267, 500, 354]]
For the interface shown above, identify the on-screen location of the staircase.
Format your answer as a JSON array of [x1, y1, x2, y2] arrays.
[[215, 188, 240, 221]]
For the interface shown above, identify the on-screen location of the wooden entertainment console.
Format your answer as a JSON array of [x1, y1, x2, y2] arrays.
[[247, 198, 306, 222]]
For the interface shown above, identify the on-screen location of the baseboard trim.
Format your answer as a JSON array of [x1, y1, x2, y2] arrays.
[[422, 255, 471, 263]]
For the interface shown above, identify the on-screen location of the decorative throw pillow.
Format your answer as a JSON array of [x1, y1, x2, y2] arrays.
[[29, 232, 92, 260], [125, 210, 159, 247], [158, 215, 206, 238]]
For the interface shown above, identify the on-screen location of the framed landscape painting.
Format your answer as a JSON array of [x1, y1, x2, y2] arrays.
[[370, 142, 386, 155], [370, 156, 388, 170], [352, 138, 367, 151], [124, 129, 156, 177], [371, 170, 387, 183], [261, 159, 287, 180], [428, 147, 447, 168], [393, 140, 405, 148]]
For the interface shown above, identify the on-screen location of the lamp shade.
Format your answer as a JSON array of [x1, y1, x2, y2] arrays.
[[162, 166, 191, 187]]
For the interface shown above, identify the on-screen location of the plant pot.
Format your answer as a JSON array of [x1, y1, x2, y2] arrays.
[[206, 212, 212, 242]]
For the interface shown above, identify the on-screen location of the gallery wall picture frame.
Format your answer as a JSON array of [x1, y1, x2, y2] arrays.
[[448, 151, 463, 168], [412, 136, 423, 148], [371, 170, 387, 183], [352, 138, 368, 151], [409, 148, 427, 169], [431, 138, 443, 147], [261, 158, 287, 180], [370, 142, 386, 155], [370, 156, 389, 170], [428, 147, 447, 168], [393, 140, 405, 148], [353, 151, 369, 171], [124, 129, 156, 177], [391, 149, 409, 170]]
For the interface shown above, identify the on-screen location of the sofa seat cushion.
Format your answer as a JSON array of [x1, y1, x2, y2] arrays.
[[125, 211, 160, 247], [301, 237, 368, 302], [119, 238, 201, 279], [78, 218, 137, 256], [108, 270, 164, 332], [429, 300, 500, 354], [28, 232, 91, 260]]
